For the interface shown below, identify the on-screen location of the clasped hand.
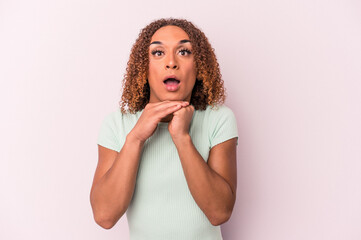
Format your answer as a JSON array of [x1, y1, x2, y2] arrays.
[[129, 100, 194, 143]]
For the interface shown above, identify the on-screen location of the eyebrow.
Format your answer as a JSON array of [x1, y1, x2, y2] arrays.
[[150, 39, 191, 46]]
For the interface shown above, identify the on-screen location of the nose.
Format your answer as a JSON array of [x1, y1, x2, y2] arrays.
[[166, 64, 178, 69], [165, 53, 178, 70]]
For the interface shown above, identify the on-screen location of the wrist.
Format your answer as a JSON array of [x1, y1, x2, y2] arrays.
[[171, 133, 192, 146], [126, 131, 146, 146]]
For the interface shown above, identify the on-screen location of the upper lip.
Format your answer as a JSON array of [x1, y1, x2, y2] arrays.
[[163, 75, 180, 82]]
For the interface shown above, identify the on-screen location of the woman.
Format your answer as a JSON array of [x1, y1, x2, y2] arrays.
[[90, 18, 238, 240]]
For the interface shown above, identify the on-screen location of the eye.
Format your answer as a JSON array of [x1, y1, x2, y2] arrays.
[[151, 50, 164, 57], [179, 48, 192, 56]]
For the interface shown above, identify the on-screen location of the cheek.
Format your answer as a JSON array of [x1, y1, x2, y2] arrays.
[[184, 61, 196, 75], [148, 62, 159, 78], [148, 62, 154, 73]]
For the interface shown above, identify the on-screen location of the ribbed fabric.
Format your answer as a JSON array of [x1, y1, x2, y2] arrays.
[[97, 105, 238, 240]]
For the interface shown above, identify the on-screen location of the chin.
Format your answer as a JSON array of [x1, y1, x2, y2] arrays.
[[161, 93, 187, 102], [150, 91, 191, 103]]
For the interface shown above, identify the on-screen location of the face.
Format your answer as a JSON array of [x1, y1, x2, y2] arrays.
[[148, 25, 196, 103]]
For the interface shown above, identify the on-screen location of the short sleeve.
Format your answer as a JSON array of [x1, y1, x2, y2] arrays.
[[97, 112, 121, 152], [209, 106, 239, 149]]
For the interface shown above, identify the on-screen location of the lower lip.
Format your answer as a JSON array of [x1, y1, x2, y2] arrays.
[[164, 82, 180, 92]]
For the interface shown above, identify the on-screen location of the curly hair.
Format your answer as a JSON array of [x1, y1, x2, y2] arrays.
[[119, 18, 226, 113]]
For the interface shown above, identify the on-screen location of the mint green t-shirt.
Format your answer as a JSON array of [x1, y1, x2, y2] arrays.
[[97, 105, 238, 240]]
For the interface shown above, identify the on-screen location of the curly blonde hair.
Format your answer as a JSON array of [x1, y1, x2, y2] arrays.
[[119, 18, 226, 113]]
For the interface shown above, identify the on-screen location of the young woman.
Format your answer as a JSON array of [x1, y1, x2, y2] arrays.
[[90, 18, 238, 240]]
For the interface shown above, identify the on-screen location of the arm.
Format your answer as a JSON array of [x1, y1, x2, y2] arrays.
[[90, 135, 144, 229], [169, 105, 237, 226], [90, 101, 189, 229], [173, 136, 237, 226]]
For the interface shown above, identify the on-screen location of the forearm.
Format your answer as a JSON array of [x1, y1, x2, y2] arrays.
[[90, 134, 144, 228], [173, 135, 235, 225]]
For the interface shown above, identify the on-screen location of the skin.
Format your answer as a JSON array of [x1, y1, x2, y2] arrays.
[[90, 25, 237, 229], [148, 25, 196, 104], [147, 25, 196, 123]]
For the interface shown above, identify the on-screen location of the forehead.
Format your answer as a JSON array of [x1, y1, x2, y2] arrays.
[[150, 25, 190, 42]]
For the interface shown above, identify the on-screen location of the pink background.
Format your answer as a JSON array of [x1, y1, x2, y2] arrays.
[[1, 0, 360, 239]]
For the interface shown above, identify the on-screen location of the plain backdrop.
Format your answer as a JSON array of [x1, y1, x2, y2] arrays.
[[1, 0, 360, 239]]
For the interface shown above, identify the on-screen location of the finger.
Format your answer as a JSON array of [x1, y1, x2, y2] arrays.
[[173, 105, 188, 115], [145, 101, 183, 112], [158, 100, 188, 105], [160, 100, 188, 106], [152, 100, 170, 106], [153, 101, 188, 111], [154, 104, 187, 119], [173, 104, 194, 116]]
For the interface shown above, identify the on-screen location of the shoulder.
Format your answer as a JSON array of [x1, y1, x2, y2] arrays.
[[103, 108, 122, 121], [206, 104, 235, 115], [198, 105, 238, 148], [198, 104, 236, 122], [97, 108, 142, 152], [98, 108, 141, 139], [192, 104, 236, 123], [102, 108, 142, 125]]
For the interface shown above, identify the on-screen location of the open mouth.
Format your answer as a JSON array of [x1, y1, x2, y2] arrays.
[[163, 78, 180, 85], [163, 78, 180, 91]]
